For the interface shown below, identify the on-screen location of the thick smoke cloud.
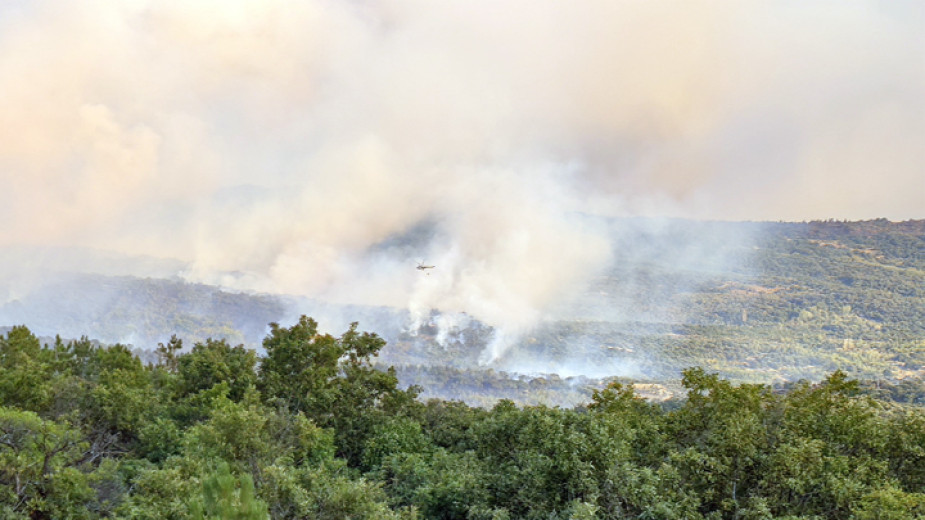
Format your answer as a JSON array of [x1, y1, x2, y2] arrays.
[[1, 1, 923, 359]]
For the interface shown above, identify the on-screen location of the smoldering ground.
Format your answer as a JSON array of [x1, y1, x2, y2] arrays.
[[0, 1, 922, 369]]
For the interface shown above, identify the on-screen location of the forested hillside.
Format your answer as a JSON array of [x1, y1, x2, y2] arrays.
[[1, 219, 922, 406], [381, 219, 924, 403], [2, 321, 924, 519], [667, 219, 925, 381]]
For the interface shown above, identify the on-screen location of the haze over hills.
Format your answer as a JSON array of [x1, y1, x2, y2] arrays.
[[2, 218, 921, 405]]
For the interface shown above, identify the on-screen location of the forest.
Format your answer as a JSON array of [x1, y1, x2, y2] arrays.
[[2, 317, 924, 519]]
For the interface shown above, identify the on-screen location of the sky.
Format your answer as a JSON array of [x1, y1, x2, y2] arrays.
[[1, 1, 923, 354]]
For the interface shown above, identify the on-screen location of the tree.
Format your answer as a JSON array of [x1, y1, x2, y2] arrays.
[[0, 407, 93, 519], [177, 338, 257, 402], [667, 367, 779, 516], [156, 335, 183, 374], [258, 316, 420, 465], [189, 462, 268, 520], [0, 326, 53, 412], [257, 316, 341, 415]]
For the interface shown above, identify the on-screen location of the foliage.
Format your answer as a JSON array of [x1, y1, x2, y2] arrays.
[[176, 338, 257, 402], [258, 316, 422, 466], [189, 461, 268, 520], [1, 316, 925, 518]]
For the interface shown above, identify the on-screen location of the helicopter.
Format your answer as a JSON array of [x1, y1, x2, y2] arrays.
[[416, 261, 435, 272]]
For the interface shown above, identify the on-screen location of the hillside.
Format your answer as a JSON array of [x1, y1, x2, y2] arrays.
[[0, 219, 922, 405], [382, 219, 924, 402], [0, 273, 287, 347]]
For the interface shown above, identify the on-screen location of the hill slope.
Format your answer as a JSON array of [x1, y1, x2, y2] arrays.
[[0, 219, 921, 404]]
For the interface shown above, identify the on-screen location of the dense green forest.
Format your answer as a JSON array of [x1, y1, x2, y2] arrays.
[[2, 319, 924, 519]]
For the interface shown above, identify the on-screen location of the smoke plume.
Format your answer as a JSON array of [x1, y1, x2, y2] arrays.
[[1, 1, 922, 360]]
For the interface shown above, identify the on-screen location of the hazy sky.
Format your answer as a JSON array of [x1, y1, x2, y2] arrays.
[[1, 1, 923, 341]]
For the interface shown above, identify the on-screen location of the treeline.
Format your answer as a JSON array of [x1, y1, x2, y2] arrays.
[[2, 320, 924, 519]]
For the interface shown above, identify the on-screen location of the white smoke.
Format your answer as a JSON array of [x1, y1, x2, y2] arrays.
[[1, 0, 922, 361]]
